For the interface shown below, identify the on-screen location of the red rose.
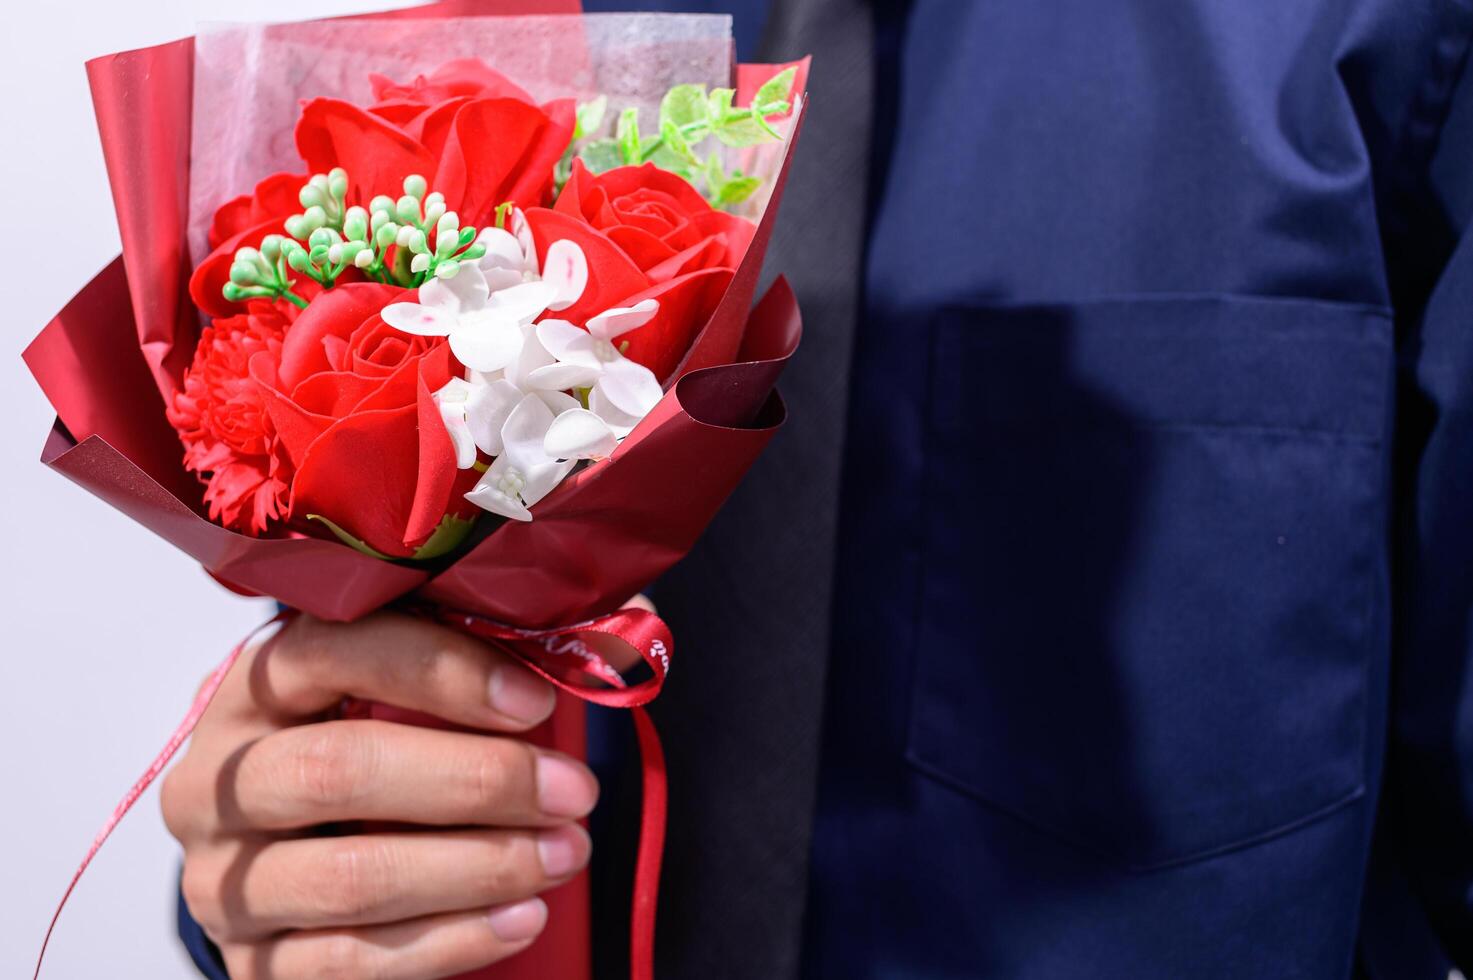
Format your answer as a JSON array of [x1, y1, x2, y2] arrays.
[[167, 304, 292, 536], [555, 159, 756, 280], [249, 283, 475, 557], [522, 161, 756, 380], [190, 59, 574, 319]]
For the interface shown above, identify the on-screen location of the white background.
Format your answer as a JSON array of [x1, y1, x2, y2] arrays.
[[0, 2, 379, 975]]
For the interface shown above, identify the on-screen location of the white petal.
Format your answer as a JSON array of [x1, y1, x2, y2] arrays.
[[420, 263, 489, 313], [536, 390, 582, 415], [438, 403, 478, 469], [535, 318, 603, 370], [512, 208, 539, 276], [507, 324, 555, 390], [543, 240, 588, 311], [528, 362, 602, 390], [435, 377, 473, 404], [465, 457, 532, 522], [500, 393, 558, 464], [464, 378, 523, 456], [482, 267, 525, 293], [589, 385, 645, 438], [587, 298, 659, 341], [597, 356, 664, 418], [475, 226, 524, 271], [382, 302, 455, 337], [448, 320, 526, 373], [545, 408, 619, 460], [520, 455, 575, 508], [488, 280, 556, 324]]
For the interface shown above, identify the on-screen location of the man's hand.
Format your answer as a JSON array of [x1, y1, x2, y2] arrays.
[[161, 611, 598, 980]]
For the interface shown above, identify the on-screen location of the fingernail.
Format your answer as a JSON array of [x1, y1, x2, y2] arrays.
[[536, 751, 598, 818], [487, 897, 548, 942], [488, 664, 555, 725], [538, 824, 591, 878]]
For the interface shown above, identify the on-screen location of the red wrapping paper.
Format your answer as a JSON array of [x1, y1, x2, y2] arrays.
[[23, 3, 806, 978]]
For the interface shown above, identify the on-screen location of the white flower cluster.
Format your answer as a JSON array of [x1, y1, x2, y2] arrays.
[[381, 210, 663, 522]]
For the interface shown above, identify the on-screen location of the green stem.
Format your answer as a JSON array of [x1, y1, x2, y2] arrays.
[[282, 289, 309, 309], [638, 111, 760, 163]]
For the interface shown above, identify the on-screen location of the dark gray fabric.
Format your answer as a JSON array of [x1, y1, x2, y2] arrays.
[[644, 3, 875, 977]]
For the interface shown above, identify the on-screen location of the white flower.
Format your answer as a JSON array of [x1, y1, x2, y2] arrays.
[[434, 374, 522, 466], [475, 208, 586, 309], [532, 299, 666, 457], [381, 233, 586, 373], [464, 393, 577, 522], [434, 327, 591, 470]]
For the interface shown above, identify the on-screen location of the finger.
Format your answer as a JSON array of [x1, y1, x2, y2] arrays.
[[586, 594, 656, 673], [223, 720, 598, 831], [222, 899, 548, 980], [193, 824, 589, 939], [226, 612, 556, 733]]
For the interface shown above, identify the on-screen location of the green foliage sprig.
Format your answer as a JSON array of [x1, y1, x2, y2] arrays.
[[573, 67, 797, 209]]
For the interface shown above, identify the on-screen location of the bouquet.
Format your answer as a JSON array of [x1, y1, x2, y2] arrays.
[[23, 4, 807, 979]]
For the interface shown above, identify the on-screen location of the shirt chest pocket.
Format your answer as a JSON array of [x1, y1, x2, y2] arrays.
[[906, 295, 1392, 870]]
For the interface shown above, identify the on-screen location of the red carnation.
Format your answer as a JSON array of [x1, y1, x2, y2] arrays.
[[167, 305, 292, 536]]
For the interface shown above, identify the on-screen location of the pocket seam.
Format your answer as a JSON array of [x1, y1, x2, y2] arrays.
[[904, 741, 1366, 873]]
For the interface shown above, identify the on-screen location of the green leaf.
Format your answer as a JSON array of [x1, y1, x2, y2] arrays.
[[704, 151, 728, 194], [659, 83, 710, 132], [616, 107, 643, 164], [753, 67, 797, 112], [706, 87, 735, 124], [660, 118, 700, 165], [410, 512, 477, 560], [578, 139, 624, 174], [306, 514, 395, 561], [647, 144, 695, 180], [573, 95, 607, 140], [712, 112, 780, 148], [715, 175, 762, 207]]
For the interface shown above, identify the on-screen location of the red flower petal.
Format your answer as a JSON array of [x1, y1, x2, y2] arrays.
[[522, 207, 651, 324], [295, 98, 438, 206], [248, 351, 331, 470], [370, 59, 536, 106], [644, 235, 730, 283], [289, 371, 383, 418], [207, 171, 305, 248], [603, 224, 680, 272], [618, 267, 736, 382], [587, 162, 714, 214], [190, 218, 287, 319], [433, 97, 575, 223], [277, 283, 406, 390], [409, 96, 471, 156], [289, 404, 422, 558], [689, 208, 758, 267], [405, 367, 459, 547]]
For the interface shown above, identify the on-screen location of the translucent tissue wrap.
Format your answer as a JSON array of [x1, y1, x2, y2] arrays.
[[189, 13, 741, 264]]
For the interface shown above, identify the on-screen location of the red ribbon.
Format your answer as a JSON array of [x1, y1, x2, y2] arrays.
[[440, 606, 671, 980], [35, 605, 672, 980]]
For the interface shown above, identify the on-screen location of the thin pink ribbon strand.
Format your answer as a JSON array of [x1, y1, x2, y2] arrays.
[[33, 610, 293, 980]]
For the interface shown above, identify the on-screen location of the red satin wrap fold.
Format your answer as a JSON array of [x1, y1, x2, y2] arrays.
[[21, 2, 808, 978]]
